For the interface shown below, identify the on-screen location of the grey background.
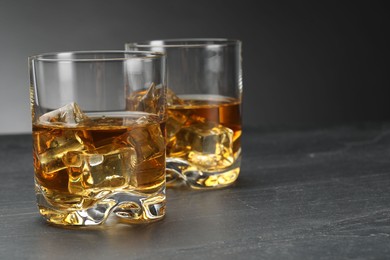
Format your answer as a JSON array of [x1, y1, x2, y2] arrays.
[[0, 0, 389, 134]]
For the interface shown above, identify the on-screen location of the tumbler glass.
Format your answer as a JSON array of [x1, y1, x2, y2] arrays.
[[126, 39, 242, 189], [29, 51, 166, 225]]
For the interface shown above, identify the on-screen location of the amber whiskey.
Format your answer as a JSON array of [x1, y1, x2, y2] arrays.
[[33, 110, 165, 224]]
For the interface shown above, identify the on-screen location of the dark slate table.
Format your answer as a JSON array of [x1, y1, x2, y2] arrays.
[[1, 124, 390, 259]]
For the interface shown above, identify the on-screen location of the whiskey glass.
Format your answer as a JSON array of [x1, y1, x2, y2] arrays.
[[126, 39, 242, 189], [29, 51, 167, 225]]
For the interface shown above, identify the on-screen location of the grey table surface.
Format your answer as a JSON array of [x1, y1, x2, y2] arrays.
[[1, 124, 390, 260]]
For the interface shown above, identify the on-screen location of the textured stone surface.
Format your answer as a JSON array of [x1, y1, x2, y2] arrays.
[[1, 123, 390, 259]]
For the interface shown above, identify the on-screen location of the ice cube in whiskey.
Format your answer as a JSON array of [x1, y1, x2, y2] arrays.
[[176, 123, 234, 170]]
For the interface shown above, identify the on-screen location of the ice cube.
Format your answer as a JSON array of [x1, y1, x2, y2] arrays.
[[63, 147, 136, 195], [37, 130, 85, 175], [135, 114, 156, 125], [126, 83, 163, 114], [73, 119, 132, 154], [39, 102, 88, 126], [126, 123, 165, 161], [35, 103, 88, 175], [118, 120, 166, 189], [166, 109, 189, 139], [177, 123, 234, 170], [166, 88, 185, 106], [165, 89, 210, 139], [131, 149, 165, 189]]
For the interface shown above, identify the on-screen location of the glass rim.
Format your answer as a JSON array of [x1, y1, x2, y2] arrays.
[[126, 38, 241, 48], [29, 50, 165, 62]]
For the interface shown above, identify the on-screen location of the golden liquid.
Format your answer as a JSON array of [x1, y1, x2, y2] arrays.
[[166, 95, 242, 172], [125, 87, 242, 188], [33, 112, 165, 211]]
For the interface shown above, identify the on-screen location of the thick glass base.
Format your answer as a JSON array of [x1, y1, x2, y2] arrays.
[[166, 156, 240, 189], [36, 185, 166, 226]]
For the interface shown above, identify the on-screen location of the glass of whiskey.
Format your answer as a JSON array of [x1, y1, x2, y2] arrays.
[[29, 51, 167, 225], [126, 39, 242, 189]]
